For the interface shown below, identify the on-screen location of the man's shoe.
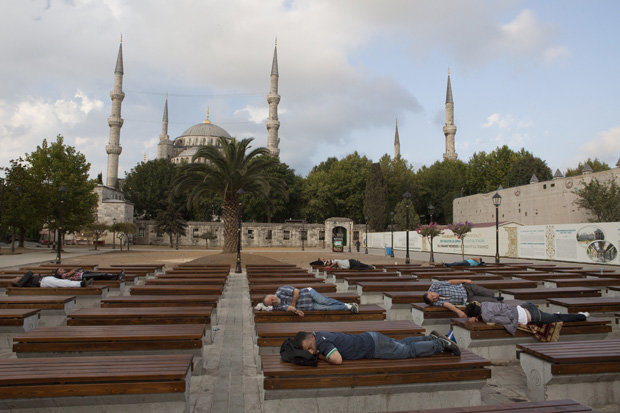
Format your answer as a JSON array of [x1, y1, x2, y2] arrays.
[[81, 278, 93, 287], [578, 311, 590, 318], [496, 295, 504, 302], [350, 303, 359, 314], [429, 330, 461, 356]]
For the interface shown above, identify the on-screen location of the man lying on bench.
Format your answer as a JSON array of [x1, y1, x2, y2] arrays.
[[464, 301, 590, 335], [54, 267, 125, 282], [311, 258, 376, 270], [442, 257, 484, 267], [10, 271, 93, 288], [423, 279, 502, 318], [262, 286, 359, 316], [293, 330, 460, 364]]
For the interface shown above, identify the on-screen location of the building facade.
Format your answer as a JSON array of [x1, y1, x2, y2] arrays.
[[453, 163, 620, 225]]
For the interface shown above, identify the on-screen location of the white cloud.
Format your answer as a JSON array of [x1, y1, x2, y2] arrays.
[[235, 106, 269, 124], [576, 126, 620, 165]]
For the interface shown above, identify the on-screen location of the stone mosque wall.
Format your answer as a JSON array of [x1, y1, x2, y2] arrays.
[[453, 166, 620, 225]]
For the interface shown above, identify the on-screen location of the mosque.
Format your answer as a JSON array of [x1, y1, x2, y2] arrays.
[[94, 38, 459, 248]]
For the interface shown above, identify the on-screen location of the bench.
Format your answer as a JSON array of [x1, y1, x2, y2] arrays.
[[431, 274, 504, 281], [145, 278, 226, 286], [0, 309, 40, 348], [607, 286, 620, 298], [6, 287, 108, 309], [255, 320, 424, 354], [0, 296, 75, 327], [451, 317, 611, 363], [543, 278, 620, 289], [356, 281, 432, 304], [383, 291, 426, 320], [250, 292, 359, 307], [253, 304, 386, 323], [546, 297, 620, 318], [391, 399, 596, 412], [13, 324, 209, 375], [512, 273, 586, 282], [67, 306, 212, 328], [249, 283, 337, 295], [261, 351, 491, 410], [0, 354, 193, 411], [249, 277, 319, 285], [130, 285, 223, 296], [342, 275, 416, 292], [500, 287, 601, 304], [102, 295, 218, 308], [517, 339, 620, 406]]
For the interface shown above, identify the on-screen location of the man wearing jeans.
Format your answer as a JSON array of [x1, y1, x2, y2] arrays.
[[423, 279, 501, 318], [293, 330, 460, 365], [263, 286, 359, 317]]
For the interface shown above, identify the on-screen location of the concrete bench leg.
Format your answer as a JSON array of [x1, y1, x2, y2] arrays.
[[411, 308, 451, 335], [520, 352, 620, 406]]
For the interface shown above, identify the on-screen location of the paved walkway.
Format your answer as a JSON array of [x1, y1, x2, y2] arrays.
[[190, 271, 263, 412]]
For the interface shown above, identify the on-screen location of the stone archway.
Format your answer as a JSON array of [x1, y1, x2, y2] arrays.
[[325, 217, 353, 252]]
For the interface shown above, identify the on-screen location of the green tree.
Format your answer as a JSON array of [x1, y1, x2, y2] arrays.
[[84, 222, 109, 250], [392, 199, 421, 230], [505, 150, 552, 187], [24, 135, 98, 233], [573, 178, 620, 222], [111, 222, 138, 251], [155, 205, 188, 248], [415, 159, 468, 224], [363, 163, 389, 231], [447, 221, 473, 260], [123, 159, 179, 219], [174, 137, 285, 252], [417, 223, 443, 263], [379, 154, 416, 218], [2, 162, 39, 248], [241, 158, 304, 222], [566, 158, 611, 177], [198, 231, 218, 249], [303, 152, 372, 223], [465, 145, 518, 193]]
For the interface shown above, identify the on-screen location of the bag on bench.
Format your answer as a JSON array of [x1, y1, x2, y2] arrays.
[[280, 338, 318, 367]]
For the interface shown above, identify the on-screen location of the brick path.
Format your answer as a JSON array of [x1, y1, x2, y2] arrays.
[[190, 271, 263, 412]]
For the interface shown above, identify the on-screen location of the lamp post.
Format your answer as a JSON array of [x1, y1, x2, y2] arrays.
[[301, 218, 306, 251], [403, 191, 411, 264], [364, 216, 369, 254], [492, 192, 502, 264], [390, 211, 395, 258], [428, 204, 434, 224], [235, 189, 245, 274], [56, 186, 67, 264], [112, 217, 117, 249]]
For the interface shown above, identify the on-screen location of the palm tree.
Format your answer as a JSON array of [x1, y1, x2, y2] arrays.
[[175, 137, 286, 252]]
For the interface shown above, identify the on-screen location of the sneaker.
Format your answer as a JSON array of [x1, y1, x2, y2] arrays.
[[429, 330, 461, 356], [496, 295, 504, 302], [81, 278, 93, 287], [578, 312, 590, 318], [350, 303, 359, 314]]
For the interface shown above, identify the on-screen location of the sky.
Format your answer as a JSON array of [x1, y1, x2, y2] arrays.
[[1, 0, 619, 180]]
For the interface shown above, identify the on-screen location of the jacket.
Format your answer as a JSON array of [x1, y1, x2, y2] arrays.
[[481, 302, 519, 335]]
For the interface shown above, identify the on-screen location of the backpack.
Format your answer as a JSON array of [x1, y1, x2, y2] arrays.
[[280, 338, 319, 367]]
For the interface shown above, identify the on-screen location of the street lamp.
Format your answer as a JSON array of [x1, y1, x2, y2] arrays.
[[428, 204, 434, 224], [403, 191, 411, 264], [56, 186, 67, 264], [389, 211, 395, 258], [492, 192, 502, 264], [111, 217, 117, 249], [235, 189, 245, 274], [364, 216, 369, 254], [301, 219, 305, 251]]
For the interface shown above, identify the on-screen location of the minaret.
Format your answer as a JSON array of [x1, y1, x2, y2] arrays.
[[157, 94, 173, 160], [442, 69, 457, 161], [105, 38, 125, 187], [394, 118, 401, 158], [266, 39, 280, 157]]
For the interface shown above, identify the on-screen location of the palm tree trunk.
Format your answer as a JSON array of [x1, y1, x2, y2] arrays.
[[222, 197, 239, 253]]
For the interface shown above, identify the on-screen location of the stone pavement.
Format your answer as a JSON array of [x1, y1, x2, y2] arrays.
[[190, 271, 263, 412]]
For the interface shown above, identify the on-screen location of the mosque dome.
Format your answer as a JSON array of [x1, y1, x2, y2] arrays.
[[169, 110, 232, 164]]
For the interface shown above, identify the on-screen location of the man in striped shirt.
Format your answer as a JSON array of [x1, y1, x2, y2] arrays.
[[263, 286, 358, 317]]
